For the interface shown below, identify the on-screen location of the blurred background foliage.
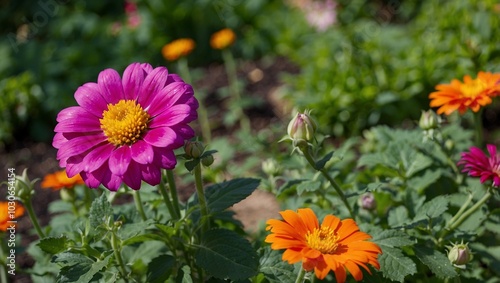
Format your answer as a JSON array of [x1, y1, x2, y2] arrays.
[[1, 0, 499, 144]]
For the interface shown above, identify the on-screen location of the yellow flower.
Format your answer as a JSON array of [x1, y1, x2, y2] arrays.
[[210, 28, 236, 50], [41, 169, 84, 190], [429, 71, 500, 115], [265, 208, 382, 282], [161, 38, 195, 61]]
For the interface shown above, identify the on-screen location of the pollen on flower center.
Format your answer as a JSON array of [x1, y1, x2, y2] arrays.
[[100, 100, 150, 146], [306, 226, 339, 254]]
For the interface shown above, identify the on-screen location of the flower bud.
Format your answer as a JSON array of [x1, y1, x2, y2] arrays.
[[184, 140, 204, 159], [201, 154, 214, 167], [358, 193, 376, 210], [419, 110, 440, 130], [287, 111, 317, 146], [15, 169, 38, 202], [262, 158, 282, 177], [447, 241, 472, 268]]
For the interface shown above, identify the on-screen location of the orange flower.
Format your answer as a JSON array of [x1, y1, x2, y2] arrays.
[[41, 169, 84, 190], [161, 38, 195, 61], [265, 208, 381, 282], [210, 28, 236, 50], [429, 71, 500, 115], [0, 201, 25, 231]]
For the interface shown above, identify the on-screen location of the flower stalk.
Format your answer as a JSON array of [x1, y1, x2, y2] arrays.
[[132, 189, 147, 221], [23, 198, 45, 238], [166, 170, 181, 218], [158, 176, 179, 220], [111, 229, 129, 282], [193, 163, 209, 232], [295, 267, 307, 283]]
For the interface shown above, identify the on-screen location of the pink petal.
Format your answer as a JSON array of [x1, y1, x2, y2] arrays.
[[56, 106, 91, 122], [82, 143, 115, 172], [143, 127, 178, 147], [109, 146, 132, 176], [98, 68, 125, 103], [57, 134, 107, 161], [147, 82, 188, 114], [122, 62, 147, 100], [122, 161, 142, 189], [169, 124, 195, 141], [137, 67, 169, 108], [55, 114, 101, 133], [130, 140, 154, 164], [149, 104, 194, 128], [141, 164, 161, 185], [152, 147, 177, 169], [74, 83, 108, 117]]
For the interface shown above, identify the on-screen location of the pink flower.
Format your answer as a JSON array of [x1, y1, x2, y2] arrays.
[[458, 144, 500, 187], [305, 0, 337, 32], [53, 63, 198, 191]]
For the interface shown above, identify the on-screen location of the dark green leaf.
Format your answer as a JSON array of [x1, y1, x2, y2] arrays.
[[296, 180, 321, 195], [38, 236, 71, 255], [52, 252, 94, 266], [121, 233, 166, 246], [315, 150, 334, 170], [185, 159, 200, 172], [259, 247, 296, 283], [413, 195, 449, 221], [414, 245, 458, 279], [146, 254, 175, 283], [204, 178, 260, 212], [379, 246, 417, 282], [57, 254, 112, 283], [195, 229, 259, 281], [372, 230, 414, 248], [89, 194, 112, 228], [388, 206, 409, 228]]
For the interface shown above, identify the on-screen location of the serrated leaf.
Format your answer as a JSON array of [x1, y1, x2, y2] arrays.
[[121, 233, 166, 246], [315, 151, 334, 170], [57, 253, 112, 283], [388, 206, 409, 228], [259, 247, 296, 283], [401, 151, 432, 178], [52, 252, 94, 266], [379, 246, 417, 282], [407, 169, 442, 192], [296, 180, 321, 195], [203, 178, 260, 212], [38, 236, 71, 254], [413, 195, 449, 221], [89, 194, 112, 228], [195, 229, 259, 281], [372, 230, 414, 248], [146, 254, 175, 283], [414, 245, 458, 279]]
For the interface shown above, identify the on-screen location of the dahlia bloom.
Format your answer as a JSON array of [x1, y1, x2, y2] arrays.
[[210, 28, 236, 50], [265, 208, 381, 282], [162, 38, 196, 61], [458, 144, 500, 187], [0, 201, 25, 231], [429, 71, 500, 115], [53, 63, 198, 191], [41, 169, 84, 190]]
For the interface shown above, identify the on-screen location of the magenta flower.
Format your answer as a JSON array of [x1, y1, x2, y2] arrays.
[[53, 63, 198, 191], [458, 144, 500, 187]]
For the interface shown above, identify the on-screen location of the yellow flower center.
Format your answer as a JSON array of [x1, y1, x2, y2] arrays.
[[306, 226, 339, 254], [100, 100, 150, 146], [461, 79, 486, 97]]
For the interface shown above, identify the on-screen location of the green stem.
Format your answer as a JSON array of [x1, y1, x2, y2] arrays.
[[301, 145, 355, 219], [0, 241, 8, 283], [111, 231, 129, 282], [24, 198, 45, 238], [294, 267, 307, 283], [178, 58, 212, 143], [222, 48, 250, 132], [446, 193, 473, 231], [132, 189, 147, 221], [194, 164, 209, 232], [441, 188, 492, 241], [83, 188, 92, 212], [158, 173, 178, 220], [166, 170, 181, 219], [473, 110, 483, 147]]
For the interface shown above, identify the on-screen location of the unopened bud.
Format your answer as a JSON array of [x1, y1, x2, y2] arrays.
[[358, 193, 376, 210], [184, 141, 204, 159], [287, 111, 317, 147], [419, 110, 440, 130], [201, 154, 214, 167], [447, 241, 472, 268], [262, 158, 282, 177]]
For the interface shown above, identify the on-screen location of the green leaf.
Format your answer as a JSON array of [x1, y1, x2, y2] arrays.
[[315, 150, 334, 170], [407, 170, 442, 192], [296, 180, 321, 195], [195, 229, 259, 281], [413, 195, 449, 221], [388, 206, 409, 228], [121, 233, 166, 246], [38, 236, 71, 254], [52, 252, 94, 266], [372, 230, 414, 248], [185, 159, 200, 172], [379, 246, 417, 282], [204, 178, 261, 212], [414, 245, 458, 279], [57, 253, 112, 283], [89, 194, 112, 229], [180, 265, 193, 283], [146, 254, 175, 283], [259, 247, 296, 283]]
